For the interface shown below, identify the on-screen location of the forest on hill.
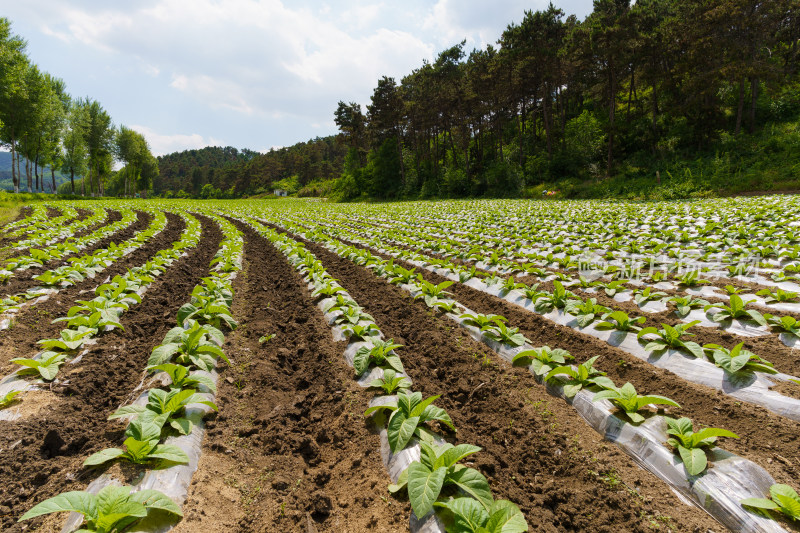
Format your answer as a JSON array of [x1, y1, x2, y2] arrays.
[[153, 0, 799, 201]]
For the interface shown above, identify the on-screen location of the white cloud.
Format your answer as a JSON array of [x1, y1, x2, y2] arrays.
[[129, 125, 224, 156]]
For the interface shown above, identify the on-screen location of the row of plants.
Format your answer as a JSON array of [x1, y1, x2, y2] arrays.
[[0, 203, 50, 238], [0, 204, 82, 251], [0, 208, 166, 317], [328, 214, 800, 334], [0, 210, 200, 410], [17, 212, 243, 531], [270, 215, 800, 527], [279, 214, 798, 380], [241, 215, 529, 533]]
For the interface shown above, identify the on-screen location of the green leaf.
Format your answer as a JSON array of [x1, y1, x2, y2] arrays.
[[353, 346, 370, 376], [84, 447, 126, 467], [741, 497, 780, 510], [679, 445, 708, 476], [388, 412, 419, 452], [128, 489, 183, 517], [486, 499, 529, 533], [436, 444, 481, 469], [407, 462, 447, 518], [447, 467, 494, 510], [19, 491, 98, 522], [437, 497, 488, 532], [149, 444, 190, 464]]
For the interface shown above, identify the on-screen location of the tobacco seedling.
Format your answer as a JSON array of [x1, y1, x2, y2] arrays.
[[339, 316, 378, 337], [667, 295, 710, 318], [544, 356, 613, 398], [311, 279, 346, 298], [764, 314, 800, 339], [481, 321, 529, 347], [592, 382, 680, 424], [368, 368, 411, 394], [147, 321, 229, 372], [512, 346, 573, 377], [704, 295, 768, 326], [37, 327, 95, 351], [565, 298, 610, 327], [534, 280, 573, 312], [389, 266, 417, 285], [12, 351, 67, 381], [110, 387, 217, 436], [258, 333, 276, 344], [177, 293, 237, 330], [415, 279, 454, 307], [354, 338, 404, 376], [637, 321, 705, 359], [600, 279, 629, 297], [460, 313, 505, 330], [677, 270, 710, 288], [702, 343, 777, 375], [722, 284, 744, 295], [334, 305, 373, 326], [634, 287, 668, 306], [756, 287, 799, 304], [595, 311, 646, 333], [435, 497, 529, 533], [84, 413, 189, 467], [389, 441, 492, 519], [150, 363, 217, 392], [52, 310, 123, 334], [0, 390, 22, 409], [665, 417, 739, 476], [18, 485, 183, 532], [522, 284, 547, 301], [364, 390, 455, 452], [742, 484, 800, 522], [432, 299, 459, 313]]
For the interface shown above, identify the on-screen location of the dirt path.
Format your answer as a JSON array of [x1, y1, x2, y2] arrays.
[[173, 220, 406, 533]]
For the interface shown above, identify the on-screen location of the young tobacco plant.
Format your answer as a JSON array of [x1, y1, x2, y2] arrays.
[[342, 322, 380, 340], [368, 368, 411, 394], [354, 338, 404, 376], [415, 279, 454, 307], [364, 390, 455, 452], [702, 343, 777, 375], [389, 441, 493, 519], [637, 321, 706, 359], [481, 321, 530, 347], [534, 280, 573, 312], [705, 294, 768, 326], [594, 310, 646, 333], [12, 351, 67, 381], [600, 279, 629, 297], [460, 313, 506, 329], [435, 497, 528, 533], [0, 390, 22, 409], [633, 287, 668, 306], [665, 417, 739, 476], [18, 485, 183, 532], [667, 295, 710, 318], [544, 356, 612, 398], [741, 484, 800, 522], [37, 327, 95, 351], [592, 382, 680, 424], [150, 363, 218, 392], [512, 346, 573, 377], [84, 413, 189, 467], [177, 291, 237, 330], [110, 387, 218, 436], [147, 321, 229, 372], [764, 314, 800, 339], [756, 287, 799, 304], [565, 298, 610, 327]]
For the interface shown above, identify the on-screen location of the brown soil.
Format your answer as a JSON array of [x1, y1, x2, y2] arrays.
[[0, 213, 222, 532], [0, 211, 181, 369], [0, 209, 129, 295], [173, 219, 406, 533], [292, 233, 723, 533]]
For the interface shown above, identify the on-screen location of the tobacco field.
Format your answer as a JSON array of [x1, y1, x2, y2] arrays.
[[1, 197, 799, 533]]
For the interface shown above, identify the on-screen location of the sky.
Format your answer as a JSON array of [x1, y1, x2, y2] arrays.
[[3, 0, 594, 156]]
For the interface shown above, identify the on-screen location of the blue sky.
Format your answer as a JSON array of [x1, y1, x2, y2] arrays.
[[4, 1, 593, 156]]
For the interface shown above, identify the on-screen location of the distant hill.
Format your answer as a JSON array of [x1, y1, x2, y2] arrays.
[[154, 138, 346, 197], [0, 151, 70, 193]]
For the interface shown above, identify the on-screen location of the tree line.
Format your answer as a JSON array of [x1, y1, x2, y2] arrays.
[[333, 0, 799, 199], [0, 18, 157, 196]]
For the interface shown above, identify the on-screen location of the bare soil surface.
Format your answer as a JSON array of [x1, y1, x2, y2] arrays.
[[174, 220, 406, 533]]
